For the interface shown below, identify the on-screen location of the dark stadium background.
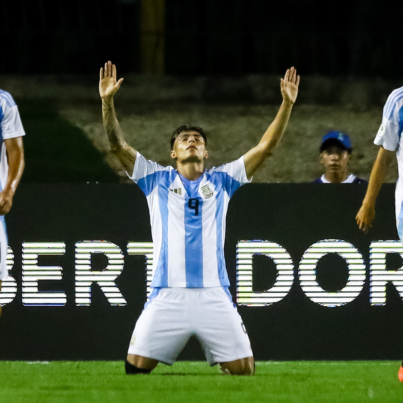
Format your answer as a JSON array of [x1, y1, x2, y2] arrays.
[[1, 0, 403, 362], [1, 0, 402, 77], [0, 0, 402, 183]]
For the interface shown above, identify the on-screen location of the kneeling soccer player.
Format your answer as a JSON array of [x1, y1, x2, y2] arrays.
[[99, 61, 300, 375], [0, 89, 25, 317], [356, 86, 403, 381]]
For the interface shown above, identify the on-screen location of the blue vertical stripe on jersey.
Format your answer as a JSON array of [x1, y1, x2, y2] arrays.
[[184, 192, 204, 287], [0, 105, 4, 142], [215, 187, 228, 286], [398, 105, 403, 139], [152, 172, 175, 287], [212, 171, 242, 198], [137, 171, 166, 197], [179, 172, 203, 196], [209, 171, 239, 286]]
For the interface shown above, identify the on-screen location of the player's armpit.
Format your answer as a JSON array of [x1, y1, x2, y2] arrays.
[[113, 144, 137, 177], [243, 144, 273, 178]]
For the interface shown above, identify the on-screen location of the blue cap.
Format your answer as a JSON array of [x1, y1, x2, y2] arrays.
[[320, 131, 352, 152]]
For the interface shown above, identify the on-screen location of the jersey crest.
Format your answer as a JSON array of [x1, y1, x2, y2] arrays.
[[200, 184, 214, 199]]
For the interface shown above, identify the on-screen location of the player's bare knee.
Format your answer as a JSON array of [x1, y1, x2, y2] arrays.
[[125, 359, 152, 375], [222, 357, 255, 376], [126, 354, 158, 372], [237, 359, 254, 376]]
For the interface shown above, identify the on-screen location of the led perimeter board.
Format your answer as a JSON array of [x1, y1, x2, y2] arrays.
[[0, 183, 401, 360]]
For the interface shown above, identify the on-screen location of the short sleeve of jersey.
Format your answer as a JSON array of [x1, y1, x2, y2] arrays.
[[214, 156, 251, 197], [127, 151, 167, 196], [374, 89, 403, 152], [216, 156, 250, 184], [0, 103, 25, 140]]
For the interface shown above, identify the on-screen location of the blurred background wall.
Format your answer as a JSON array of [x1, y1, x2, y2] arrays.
[[0, 0, 401, 182]]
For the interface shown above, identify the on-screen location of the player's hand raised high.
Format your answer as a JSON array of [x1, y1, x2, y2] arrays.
[[99, 61, 124, 100], [281, 67, 300, 105]]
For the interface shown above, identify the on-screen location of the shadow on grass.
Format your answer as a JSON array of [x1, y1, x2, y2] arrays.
[[158, 373, 217, 376], [19, 99, 117, 183]]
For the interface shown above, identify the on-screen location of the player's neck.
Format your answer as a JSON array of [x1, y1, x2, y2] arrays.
[[324, 170, 348, 183], [176, 161, 204, 181]]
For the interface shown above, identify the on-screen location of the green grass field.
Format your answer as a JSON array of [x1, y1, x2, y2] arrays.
[[0, 361, 402, 403]]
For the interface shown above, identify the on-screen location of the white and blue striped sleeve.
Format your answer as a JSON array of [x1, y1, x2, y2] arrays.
[[0, 92, 25, 140], [127, 151, 166, 196], [216, 156, 251, 184], [374, 88, 403, 152], [215, 156, 251, 197]]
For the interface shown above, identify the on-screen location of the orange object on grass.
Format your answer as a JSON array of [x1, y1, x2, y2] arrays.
[[398, 363, 403, 382]]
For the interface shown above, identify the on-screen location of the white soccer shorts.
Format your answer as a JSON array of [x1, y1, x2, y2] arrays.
[[127, 287, 253, 365], [0, 217, 8, 281]]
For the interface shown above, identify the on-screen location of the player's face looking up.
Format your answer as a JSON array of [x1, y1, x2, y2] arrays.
[[320, 145, 350, 183], [171, 131, 208, 164]]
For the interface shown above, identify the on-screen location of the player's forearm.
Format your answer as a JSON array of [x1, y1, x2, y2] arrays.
[[4, 141, 24, 195], [362, 147, 393, 207], [102, 97, 127, 152], [259, 100, 293, 155]]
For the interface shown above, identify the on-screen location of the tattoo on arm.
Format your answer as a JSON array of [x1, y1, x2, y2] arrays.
[[102, 99, 125, 151], [102, 98, 136, 174]]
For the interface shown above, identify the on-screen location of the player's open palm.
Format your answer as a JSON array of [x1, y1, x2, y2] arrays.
[[99, 61, 124, 99], [281, 67, 300, 104]]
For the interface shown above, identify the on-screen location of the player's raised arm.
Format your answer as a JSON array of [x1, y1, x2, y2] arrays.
[[356, 146, 394, 232], [243, 67, 300, 178], [100, 61, 137, 175]]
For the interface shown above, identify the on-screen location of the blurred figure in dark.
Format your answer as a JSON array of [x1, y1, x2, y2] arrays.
[[0, 89, 25, 318], [313, 131, 366, 184]]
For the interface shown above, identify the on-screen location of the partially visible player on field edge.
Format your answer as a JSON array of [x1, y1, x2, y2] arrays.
[[0, 90, 25, 317], [100, 61, 299, 375], [356, 86, 403, 234], [356, 86, 403, 382]]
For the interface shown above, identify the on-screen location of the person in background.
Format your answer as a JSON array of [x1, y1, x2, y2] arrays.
[[313, 131, 366, 184]]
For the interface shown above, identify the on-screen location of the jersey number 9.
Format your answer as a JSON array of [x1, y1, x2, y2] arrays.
[[188, 198, 199, 216]]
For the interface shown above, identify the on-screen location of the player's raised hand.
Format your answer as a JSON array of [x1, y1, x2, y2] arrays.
[[356, 204, 375, 233], [99, 61, 124, 99], [281, 67, 300, 105]]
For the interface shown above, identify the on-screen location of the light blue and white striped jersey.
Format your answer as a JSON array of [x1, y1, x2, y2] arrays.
[[0, 90, 25, 191], [374, 86, 403, 223], [129, 152, 251, 288]]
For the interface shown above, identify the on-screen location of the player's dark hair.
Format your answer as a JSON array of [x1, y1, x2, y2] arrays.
[[170, 124, 207, 150]]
